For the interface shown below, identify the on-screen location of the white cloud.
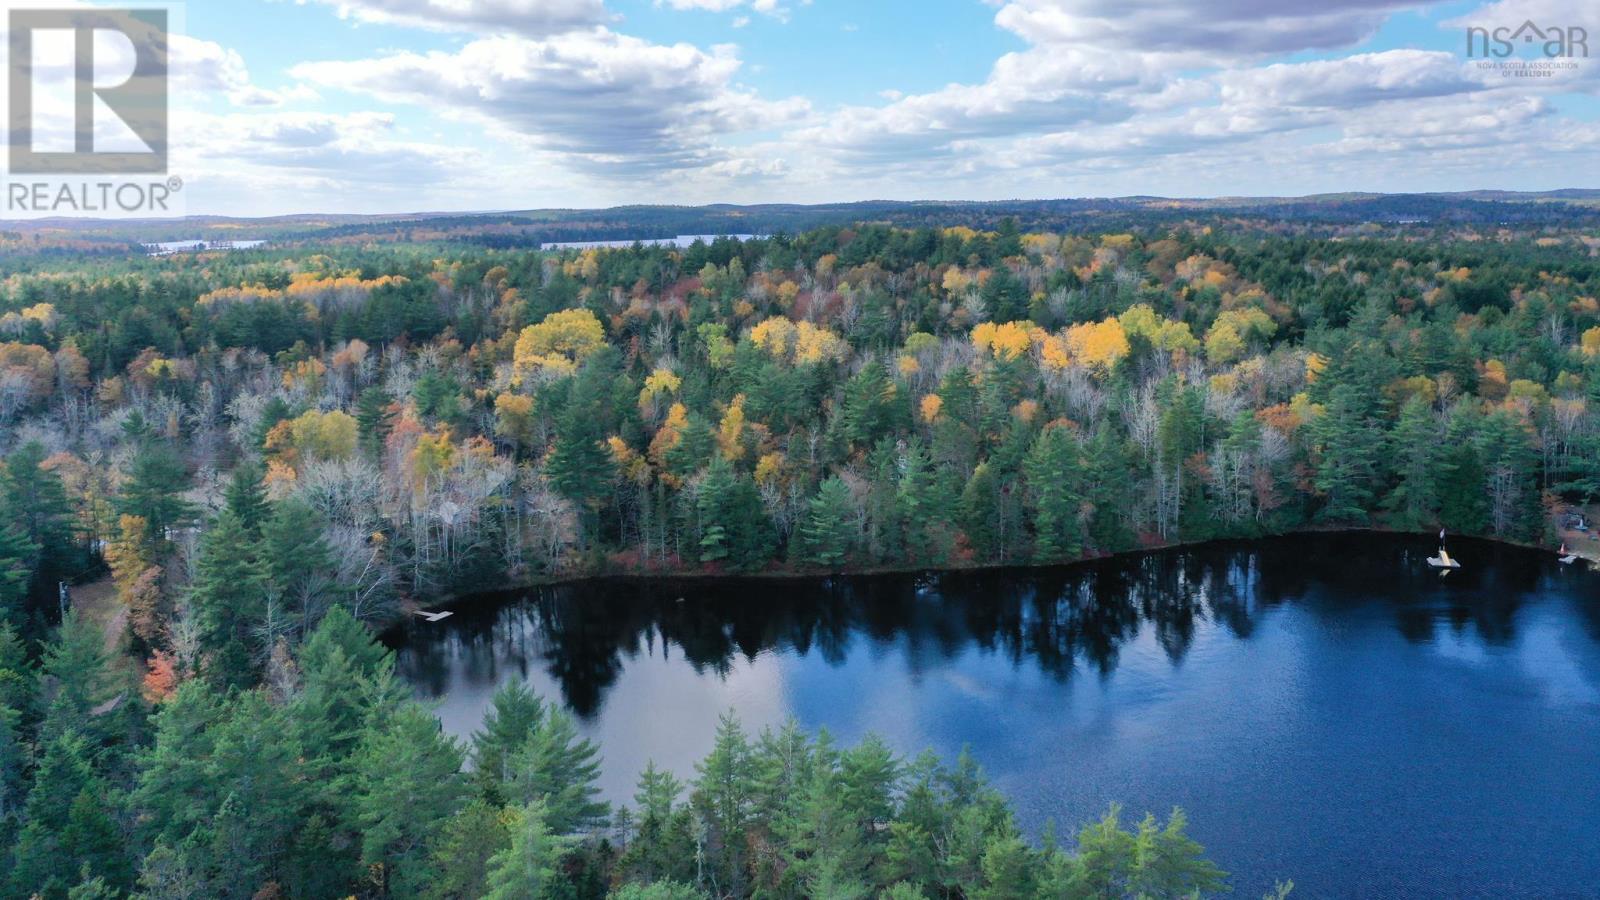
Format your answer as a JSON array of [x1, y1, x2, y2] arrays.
[[993, 0, 1441, 56], [176, 110, 468, 183], [172, 35, 318, 107], [294, 0, 607, 37], [1216, 50, 1491, 109], [292, 28, 809, 176]]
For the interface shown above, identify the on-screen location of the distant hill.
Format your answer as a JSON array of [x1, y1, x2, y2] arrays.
[[6, 189, 1599, 250]]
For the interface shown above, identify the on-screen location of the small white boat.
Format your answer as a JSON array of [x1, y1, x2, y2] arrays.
[[1427, 548, 1461, 569], [415, 610, 454, 622], [1558, 544, 1578, 565]]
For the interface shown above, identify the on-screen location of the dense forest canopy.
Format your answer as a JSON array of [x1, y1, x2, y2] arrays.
[[0, 208, 1596, 896]]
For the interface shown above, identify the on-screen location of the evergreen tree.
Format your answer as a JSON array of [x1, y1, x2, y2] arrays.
[[188, 509, 268, 687], [547, 391, 616, 539], [959, 463, 999, 560], [38, 612, 128, 751], [353, 703, 466, 896], [427, 800, 510, 900], [222, 462, 270, 536], [838, 363, 897, 453], [472, 680, 548, 804], [117, 441, 193, 552], [691, 713, 757, 897], [692, 457, 772, 570], [617, 763, 696, 887], [11, 731, 131, 897], [899, 440, 955, 564], [1084, 428, 1135, 551], [1313, 383, 1381, 523], [1384, 395, 1440, 530], [0, 510, 36, 628], [795, 476, 855, 568], [355, 386, 396, 457], [2, 442, 79, 598], [503, 706, 607, 835], [1438, 412, 1489, 535], [484, 799, 566, 900], [260, 497, 337, 616], [1023, 426, 1085, 563]]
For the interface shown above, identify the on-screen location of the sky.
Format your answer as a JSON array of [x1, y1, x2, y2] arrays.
[[15, 0, 1600, 215]]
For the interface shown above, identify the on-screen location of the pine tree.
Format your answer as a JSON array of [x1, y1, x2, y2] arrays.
[[899, 440, 955, 564], [38, 612, 128, 751], [260, 498, 337, 615], [796, 476, 855, 568], [0, 622, 34, 725], [1127, 808, 1227, 899], [426, 800, 510, 900], [547, 396, 615, 538], [0, 700, 26, 826], [617, 763, 696, 886], [1023, 426, 1085, 563], [1438, 411, 1489, 534], [1313, 382, 1381, 523], [503, 705, 607, 834], [692, 713, 756, 897], [693, 457, 771, 570], [838, 363, 898, 453], [188, 509, 268, 688], [353, 703, 466, 896], [959, 463, 999, 561], [222, 462, 270, 536], [354, 386, 395, 457], [1479, 409, 1542, 540], [1083, 428, 1135, 551], [11, 731, 131, 896], [484, 799, 565, 900], [117, 441, 193, 552], [0, 510, 36, 627], [3, 442, 78, 599], [471, 681, 547, 804], [1383, 395, 1440, 530]]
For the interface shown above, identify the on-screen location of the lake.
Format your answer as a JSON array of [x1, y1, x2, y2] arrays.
[[389, 533, 1600, 898]]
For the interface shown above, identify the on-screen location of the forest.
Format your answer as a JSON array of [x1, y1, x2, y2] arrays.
[[1, 211, 1598, 896]]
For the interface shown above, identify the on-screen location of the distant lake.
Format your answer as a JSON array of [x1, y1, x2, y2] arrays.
[[390, 533, 1600, 898], [539, 234, 765, 250]]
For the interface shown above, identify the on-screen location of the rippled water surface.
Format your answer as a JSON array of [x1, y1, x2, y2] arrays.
[[391, 534, 1600, 898]]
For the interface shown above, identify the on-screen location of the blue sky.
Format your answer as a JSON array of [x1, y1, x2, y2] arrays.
[[127, 0, 1600, 213]]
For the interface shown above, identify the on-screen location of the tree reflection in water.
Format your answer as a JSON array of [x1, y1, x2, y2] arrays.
[[392, 533, 1565, 718]]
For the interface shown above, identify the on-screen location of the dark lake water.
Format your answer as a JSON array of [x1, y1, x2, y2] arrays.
[[390, 533, 1600, 898]]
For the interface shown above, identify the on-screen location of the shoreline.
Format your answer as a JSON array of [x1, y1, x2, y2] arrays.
[[399, 522, 1593, 624]]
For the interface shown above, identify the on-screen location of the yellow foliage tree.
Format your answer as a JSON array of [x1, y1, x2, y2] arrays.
[[971, 321, 1035, 360], [608, 436, 650, 483], [494, 393, 536, 448], [649, 402, 689, 470], [794, 321, 846, 365], [718, 395, 748, 461], [754, 452, 786, 486], [920, 393, 944, 423], [1118, 305, 1198, 356], [512, 308, 605, 385], [1580, 326, 1600, 357], [267, 409, 359, 465], [639, 368, 682, 412], [749, 317, 796, 359], [942, 268, 972, 295], [1204, 322, 1245, 365], [408, 428, 456, 487], [1064, 318, 1130, 375]]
